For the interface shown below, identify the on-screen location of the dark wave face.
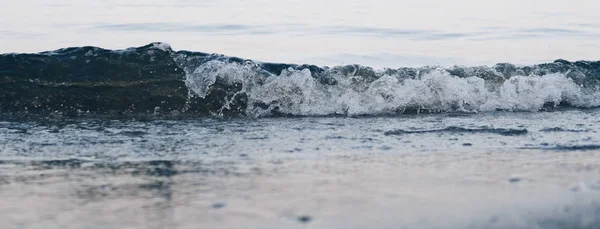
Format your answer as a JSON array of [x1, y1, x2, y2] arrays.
[[2, 42, 600, 118]]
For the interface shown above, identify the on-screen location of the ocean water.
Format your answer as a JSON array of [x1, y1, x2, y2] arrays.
[[2, 1, 600, 229], [3, 0, 600, 66]]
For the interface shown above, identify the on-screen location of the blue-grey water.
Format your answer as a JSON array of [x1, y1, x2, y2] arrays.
[[1, 113, 600, 229], [2, 1, 600, 229], [3, 0, 600, 67]]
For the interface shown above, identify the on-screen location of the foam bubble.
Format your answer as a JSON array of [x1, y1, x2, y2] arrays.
[[151, 42, 172, 52], [180, 59, 600, 117]]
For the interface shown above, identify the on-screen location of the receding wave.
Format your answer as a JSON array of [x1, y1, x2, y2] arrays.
[[2, 42, 600, 118], [545, 145, 600, 151], [384, 127, 528, 136], [540, 127, 590, 133]]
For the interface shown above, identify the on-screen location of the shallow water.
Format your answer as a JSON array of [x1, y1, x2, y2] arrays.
[[1, 111, 600, 228], [3, 110, 600, 160]]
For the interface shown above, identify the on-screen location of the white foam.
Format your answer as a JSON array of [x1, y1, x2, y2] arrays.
[[185, 60, 255, 98], [151, 42, 172, 52], [183, 60, 600, 117]]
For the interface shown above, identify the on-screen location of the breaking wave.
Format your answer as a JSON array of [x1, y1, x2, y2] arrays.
[[2, 42, 600, 118]]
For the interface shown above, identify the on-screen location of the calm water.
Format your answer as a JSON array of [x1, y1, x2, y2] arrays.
[[2, 1, 600, 229], [2, 0, 600, 67]]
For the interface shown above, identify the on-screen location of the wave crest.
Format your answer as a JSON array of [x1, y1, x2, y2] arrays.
[[177, 55, 600, 117], [2, 42, 600, 118]]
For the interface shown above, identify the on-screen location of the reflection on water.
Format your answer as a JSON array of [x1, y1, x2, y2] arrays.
[[0, 159, 238, 229], [1, 154, 599, 229], [0, 111, 600, 228]]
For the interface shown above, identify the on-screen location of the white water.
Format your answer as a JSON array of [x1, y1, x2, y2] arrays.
[[184, 60, 600, 117]]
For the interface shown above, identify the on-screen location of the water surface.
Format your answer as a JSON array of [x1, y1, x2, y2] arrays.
[[2, 1, 600, 228], [2, 0, 600, 66]]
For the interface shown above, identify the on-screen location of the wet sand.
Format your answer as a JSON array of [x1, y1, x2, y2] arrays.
[[1, 149, 599, 229]]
